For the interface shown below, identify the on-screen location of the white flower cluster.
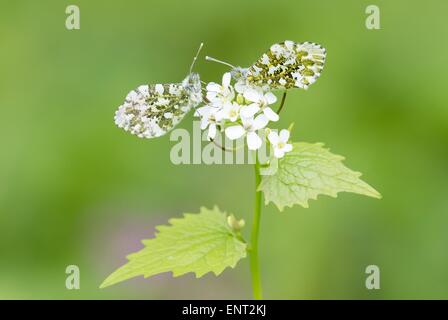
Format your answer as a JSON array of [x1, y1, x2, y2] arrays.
[[195, 72, 292, 158]]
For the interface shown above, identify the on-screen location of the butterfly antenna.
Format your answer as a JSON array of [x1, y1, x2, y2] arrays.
[[205, 55, 235, 68], [189, 42, 204, 73]]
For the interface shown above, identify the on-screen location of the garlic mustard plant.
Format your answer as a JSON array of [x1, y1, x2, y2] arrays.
[[102, 41, 381, 300]]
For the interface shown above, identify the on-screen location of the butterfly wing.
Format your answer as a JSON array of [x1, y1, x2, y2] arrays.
[[114, 82, 197, 138], [246, 40, 326, 90]]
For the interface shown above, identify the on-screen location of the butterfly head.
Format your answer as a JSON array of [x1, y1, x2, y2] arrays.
[[230, 66, 249, 82], [182, 72, 202, 104], [205, 55, 247, 84], [180, 43, 204, 104]]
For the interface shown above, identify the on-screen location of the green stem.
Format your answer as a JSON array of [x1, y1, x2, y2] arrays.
[[276, 91, 287, 114], [250, 156, 263, 300], [248, 90, 288, 299]]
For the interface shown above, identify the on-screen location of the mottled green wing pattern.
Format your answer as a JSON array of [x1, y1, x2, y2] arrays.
[[114, 83, 194, 138], [247, 41, 326, 90]]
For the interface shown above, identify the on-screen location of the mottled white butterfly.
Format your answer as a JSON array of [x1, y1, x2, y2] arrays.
[[206, 40, 326, 90], [114, 44, 204, 138]]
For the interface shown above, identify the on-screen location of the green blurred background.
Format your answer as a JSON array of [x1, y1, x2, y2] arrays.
[[0, 0, 447, 299]]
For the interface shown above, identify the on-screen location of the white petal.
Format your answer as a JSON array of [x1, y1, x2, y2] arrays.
[[200, 117, 209, 130], [279, 129, 290, 142], [243, 88, 261, 103], [246, 132, 262, 150], [264, 92, 277, 104], [240, 104, 260, 118], [212, 111, 222, 123], [222, 72, 231, 87], [206, 82, 221, 92], [240, 115, 252, 127], [206, 91, 218, 102], [220, 101, 232, 112], [194, 106, 209, 117], [234, 80, 246, 93], [268, 131, 279, 145], [263, 107, 279, 122], [208, 124, 217, 140], [253, 114, 269, 130], [225, 125, 245, 140], [274, 148, 285, 158], [283, 143, 293, 153]]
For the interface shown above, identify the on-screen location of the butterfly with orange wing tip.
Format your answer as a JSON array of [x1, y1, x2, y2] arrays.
[[114, 44, 204, 138], [206, 40, 326, 90]]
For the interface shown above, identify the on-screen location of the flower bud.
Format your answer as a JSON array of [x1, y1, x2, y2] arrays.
[[227, 214, 245, 230], [236, 93, 245, 105]]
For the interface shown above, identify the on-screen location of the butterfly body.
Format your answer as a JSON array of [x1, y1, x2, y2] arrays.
[[114, 72, 202, 139], [231, 40, 326, 90]]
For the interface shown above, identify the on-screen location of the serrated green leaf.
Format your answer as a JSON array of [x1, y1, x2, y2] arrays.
[[100, 206, 247, 288], [258, 142, 381, 211]]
